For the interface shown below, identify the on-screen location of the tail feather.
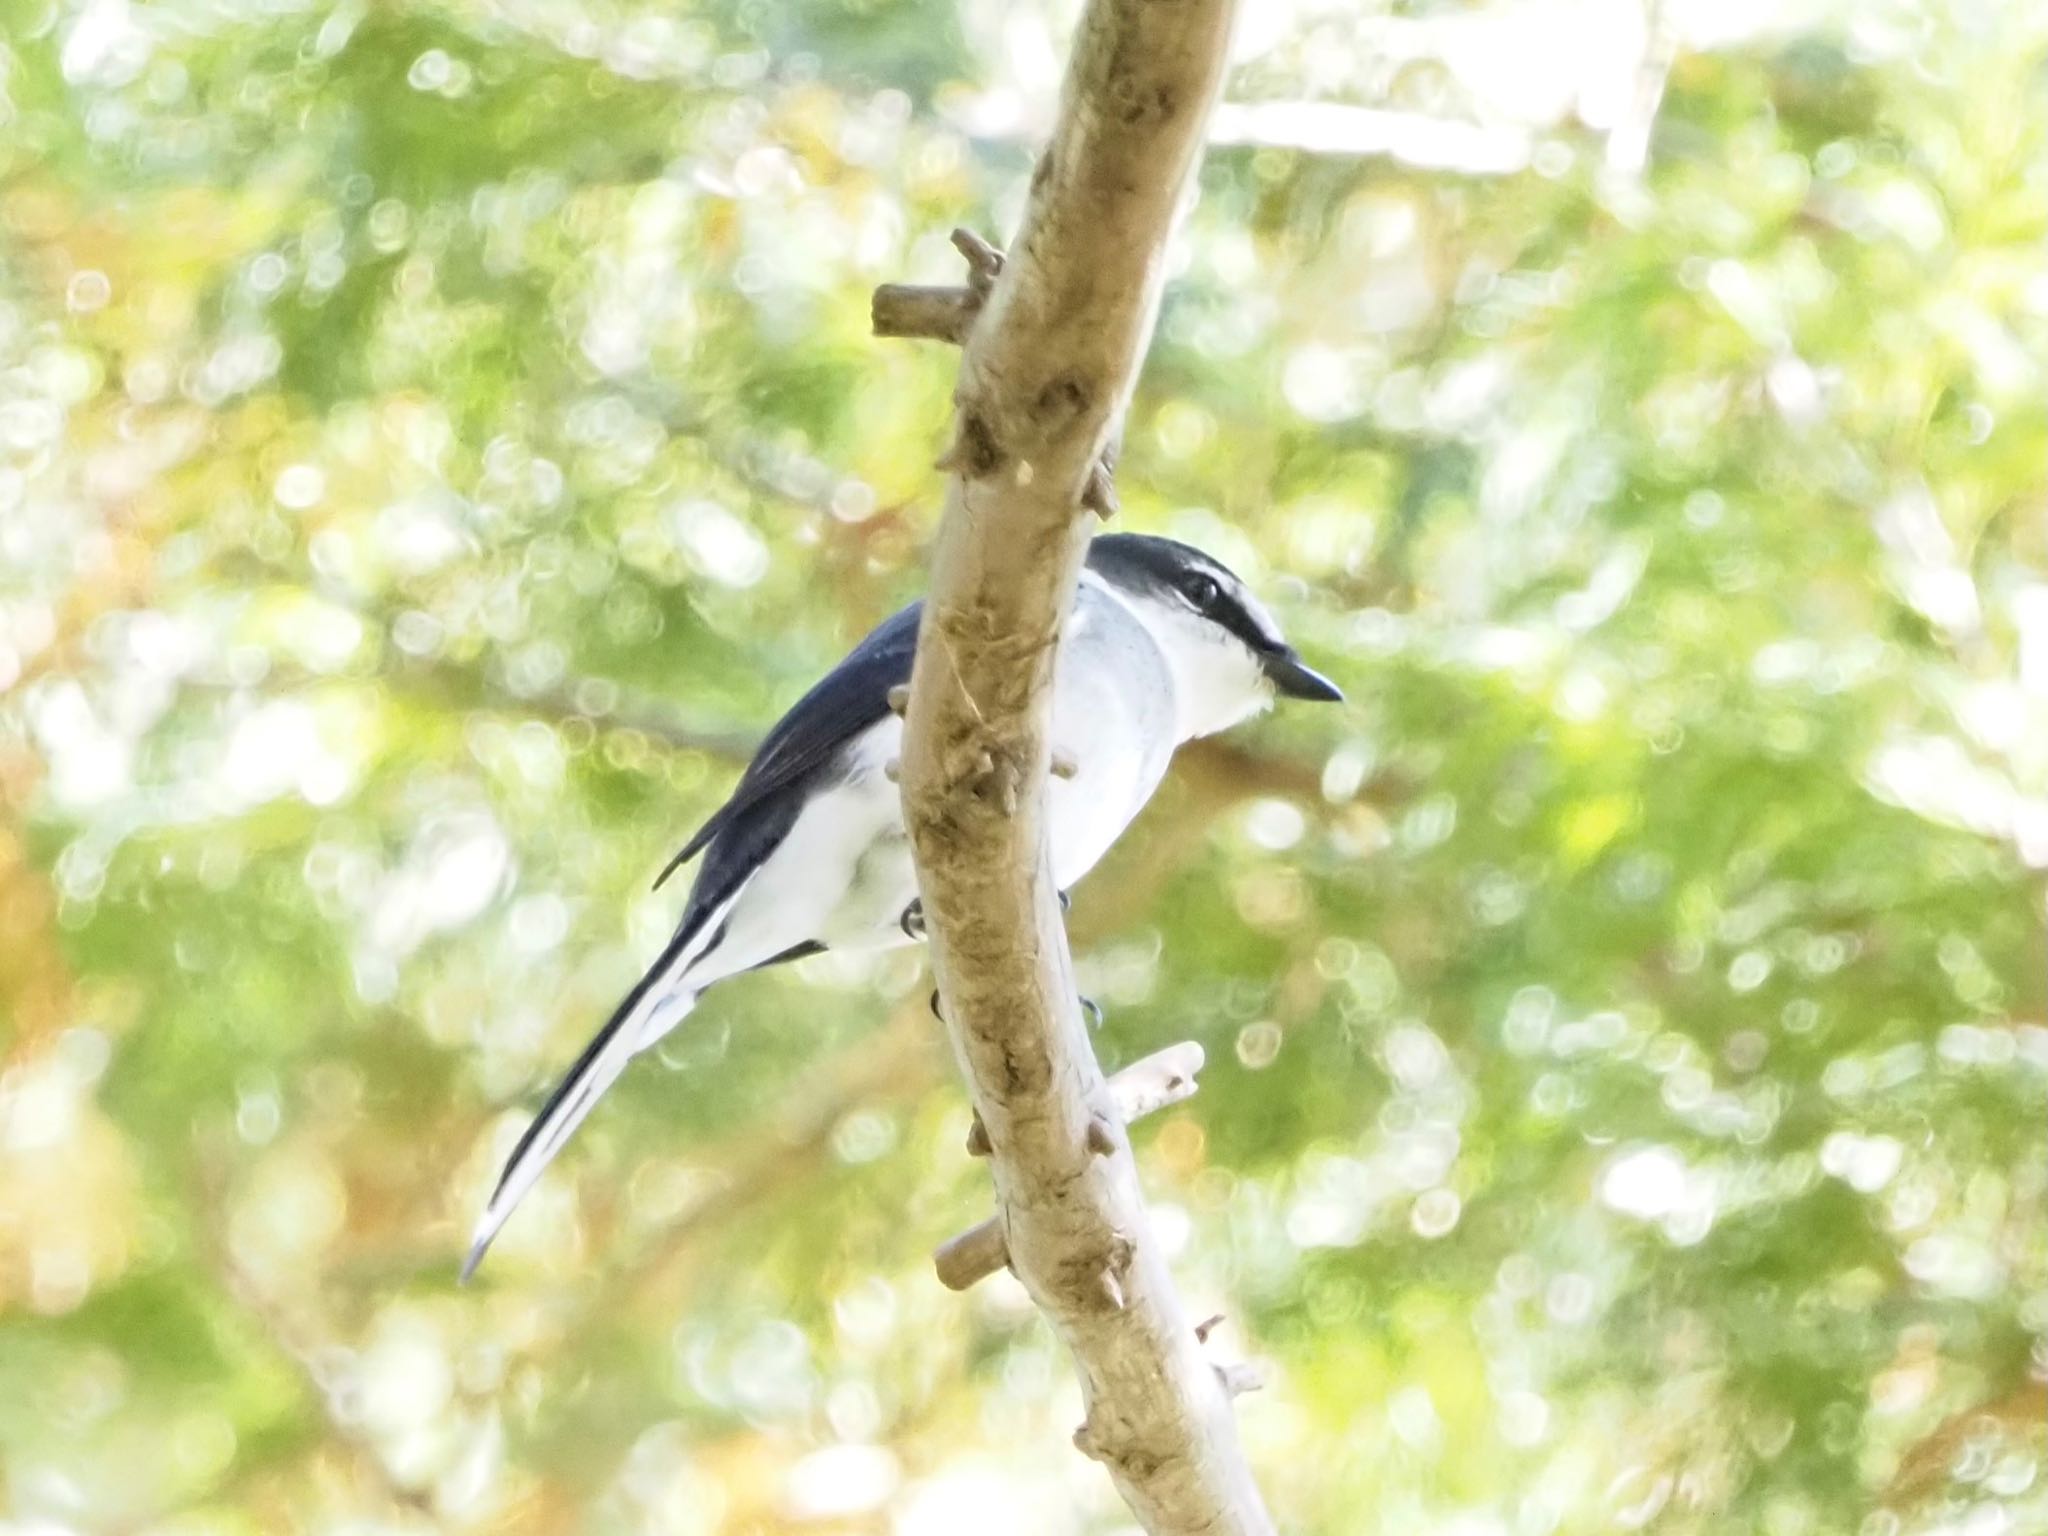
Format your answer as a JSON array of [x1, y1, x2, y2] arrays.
[[461, 934, 704, 1281]]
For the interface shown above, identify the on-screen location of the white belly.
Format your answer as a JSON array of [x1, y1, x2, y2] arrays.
[[679, 585, 1176, 990]]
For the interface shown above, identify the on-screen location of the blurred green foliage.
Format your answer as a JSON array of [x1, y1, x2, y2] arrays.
[[1, 0, 2045, 1531]]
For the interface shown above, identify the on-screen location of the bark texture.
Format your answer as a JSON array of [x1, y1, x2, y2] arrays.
[[891, 0, 1271, 1529], [932, 1043, 1207, 1293]]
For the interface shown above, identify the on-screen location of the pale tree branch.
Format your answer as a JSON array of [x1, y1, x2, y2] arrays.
[[886, 0, 1273, 1529], [875, 225, 1120, 519], [933, 1043, 1205, 1292]]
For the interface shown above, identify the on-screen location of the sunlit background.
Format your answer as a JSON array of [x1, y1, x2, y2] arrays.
[[3, 0, 2045, 1530]]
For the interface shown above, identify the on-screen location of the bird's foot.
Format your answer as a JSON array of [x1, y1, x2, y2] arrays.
[[1058, 889, 1072, 914], [901, 900, 926, 941]]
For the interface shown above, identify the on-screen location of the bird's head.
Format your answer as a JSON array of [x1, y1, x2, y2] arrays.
[[1084, 532, 1342, 742]]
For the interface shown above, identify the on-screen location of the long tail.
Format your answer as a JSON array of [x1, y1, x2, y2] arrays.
[[461, 932, 703, 1281]]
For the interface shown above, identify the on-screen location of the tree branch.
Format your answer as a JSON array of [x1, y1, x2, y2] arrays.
[[876, 227, 1121, 519], [933, 1043, 1205, 1292], [871, 284, 981, 344], [887, 0, 1272, 1529]]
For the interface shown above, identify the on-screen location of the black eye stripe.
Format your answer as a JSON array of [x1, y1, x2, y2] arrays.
[[1083, 533, 1283, 654], [1203, 590, 1279, 655]]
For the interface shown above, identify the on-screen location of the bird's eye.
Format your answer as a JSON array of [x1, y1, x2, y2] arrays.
[[1181, 574, 1221, 607]]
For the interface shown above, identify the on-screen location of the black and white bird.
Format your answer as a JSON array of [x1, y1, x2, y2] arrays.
[[463, 533, 1340, 1277]]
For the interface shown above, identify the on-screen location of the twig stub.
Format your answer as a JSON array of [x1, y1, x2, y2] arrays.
[[951, 226, 1006, 289], [930, 1044, 1207, 1292]]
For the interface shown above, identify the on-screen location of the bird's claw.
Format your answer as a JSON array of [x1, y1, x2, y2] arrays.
[[901, 900, 926, 941], [1080, 995, 1103, 1030]]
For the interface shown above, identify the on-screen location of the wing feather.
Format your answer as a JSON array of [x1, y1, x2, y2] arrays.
[[466, 604, 926, 1279], [655, 600, 922, 902]]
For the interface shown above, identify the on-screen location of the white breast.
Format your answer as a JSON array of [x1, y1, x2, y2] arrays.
[[1044, 582, 1178, 884]]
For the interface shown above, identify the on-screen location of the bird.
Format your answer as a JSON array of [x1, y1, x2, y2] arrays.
[[462, 533, 1341, 1278]]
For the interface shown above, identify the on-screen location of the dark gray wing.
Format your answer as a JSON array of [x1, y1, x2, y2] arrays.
[[655, 599, 923, 940]]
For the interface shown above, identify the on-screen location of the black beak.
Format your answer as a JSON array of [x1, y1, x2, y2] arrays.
[[1263, 648, 1344, 703]]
